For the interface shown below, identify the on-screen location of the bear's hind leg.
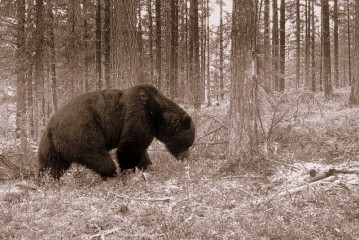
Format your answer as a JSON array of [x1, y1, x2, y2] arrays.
[[38, 152, 71, 180], [79, 150, 117, 179]]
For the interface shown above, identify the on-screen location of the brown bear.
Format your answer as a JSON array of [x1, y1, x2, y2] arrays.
[[37, 84, 195, 179]]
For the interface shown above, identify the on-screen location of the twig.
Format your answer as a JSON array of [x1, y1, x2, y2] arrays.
[[237, 187, 259, 200], [115, 194, 172, 203], [223, 175, 266, 180], [195, 125, 224, 142], [202, 114, 229, 129], [86, 177, 102, 188], [15, 183, 37, 191], [88, 227, 122, 239]]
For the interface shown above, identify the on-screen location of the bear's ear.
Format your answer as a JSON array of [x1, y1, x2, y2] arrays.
[[181, 115, 192, 129]]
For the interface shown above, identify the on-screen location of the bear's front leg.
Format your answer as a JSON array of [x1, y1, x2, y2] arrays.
[[116, 145, 152, 172]]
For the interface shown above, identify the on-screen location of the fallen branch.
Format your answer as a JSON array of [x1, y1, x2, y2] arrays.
[[306, 168, 336, 183], [87, 227, 121, 239], [195, 141, 229, 145], [306, 168, 359, 183], [261, 175, 336, 206], [115, 194, 172, 203], [223, 175, 266, 180]]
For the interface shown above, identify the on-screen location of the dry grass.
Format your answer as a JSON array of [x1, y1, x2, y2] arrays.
[[1, 88, 359, 239]]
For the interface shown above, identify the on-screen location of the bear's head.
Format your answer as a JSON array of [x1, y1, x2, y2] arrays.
[[155, 110, 195, 160], [137, 84, 196, 160]]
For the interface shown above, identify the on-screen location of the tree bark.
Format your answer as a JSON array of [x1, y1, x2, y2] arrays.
[[95, 0, 102, 89], [148, 0, 154, 82], [104, 0, 111, 88], [112, 0, 139, 88], [311, 0, 316, 92], [48, 1, 57, 112], [219, 0, 224, 100], [34, 0, 45, 138], [263, 0, 271, 92], [16, 0, 27, 149], [350, 0, 359, 104], [295, 0, 300, 88], [169, 0, 178, 99], [347, 0, 352, 88], [305, 0, 310, 88], [272, 0, 279, 91], [322, 0, 333, 98], [206, 0, 210, 106], [82, 0, 89, 93], [155, 0, 162, 89], [189, 0, 201, 108], [279, 0, 285, 92], [229, 0, 258, 158], [333, 0, 339, 87]]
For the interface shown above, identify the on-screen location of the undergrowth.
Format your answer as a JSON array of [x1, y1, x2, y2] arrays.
[[1, 88, 359, 239]]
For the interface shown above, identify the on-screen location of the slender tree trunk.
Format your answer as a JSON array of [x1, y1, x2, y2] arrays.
[[311, 0, 316, 92], [104, 0, 111, 88], [169, 0, 178, 99], [16, 0, 27, 149], [35, 0, 45, 138], [347, 0, 352, 88], [206, 0, 210, 106], [272, 0, 279, 91], [26, 0, 35, 138], [322, 0, 333, 98], [333, 0, 339, 87], [27, 67, 34, 139], [279, 0, 285, 92], [137, 4, 144, 84], [319, 6, 323, 91], [189, 0, 201, 108], [155, 0, 162, 89], [82, 0, 89, 93], [68, 0, 78, 96], [219, 0, 224, 100], [95, 0, 102, 90], [48, 2, 57, 112], [263, 0, 270, 92], [295, 0, 300, 88], [148, 0, 154, 82], [305, 0, 310, 88], [349, 0, 359, 104], [200, 0, 206, 102]]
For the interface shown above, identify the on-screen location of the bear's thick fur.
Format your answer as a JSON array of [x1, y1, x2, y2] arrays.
[[38, 84, 195, 179]]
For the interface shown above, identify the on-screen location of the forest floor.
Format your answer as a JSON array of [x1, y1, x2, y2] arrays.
[[1, 88, 359, 239]]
